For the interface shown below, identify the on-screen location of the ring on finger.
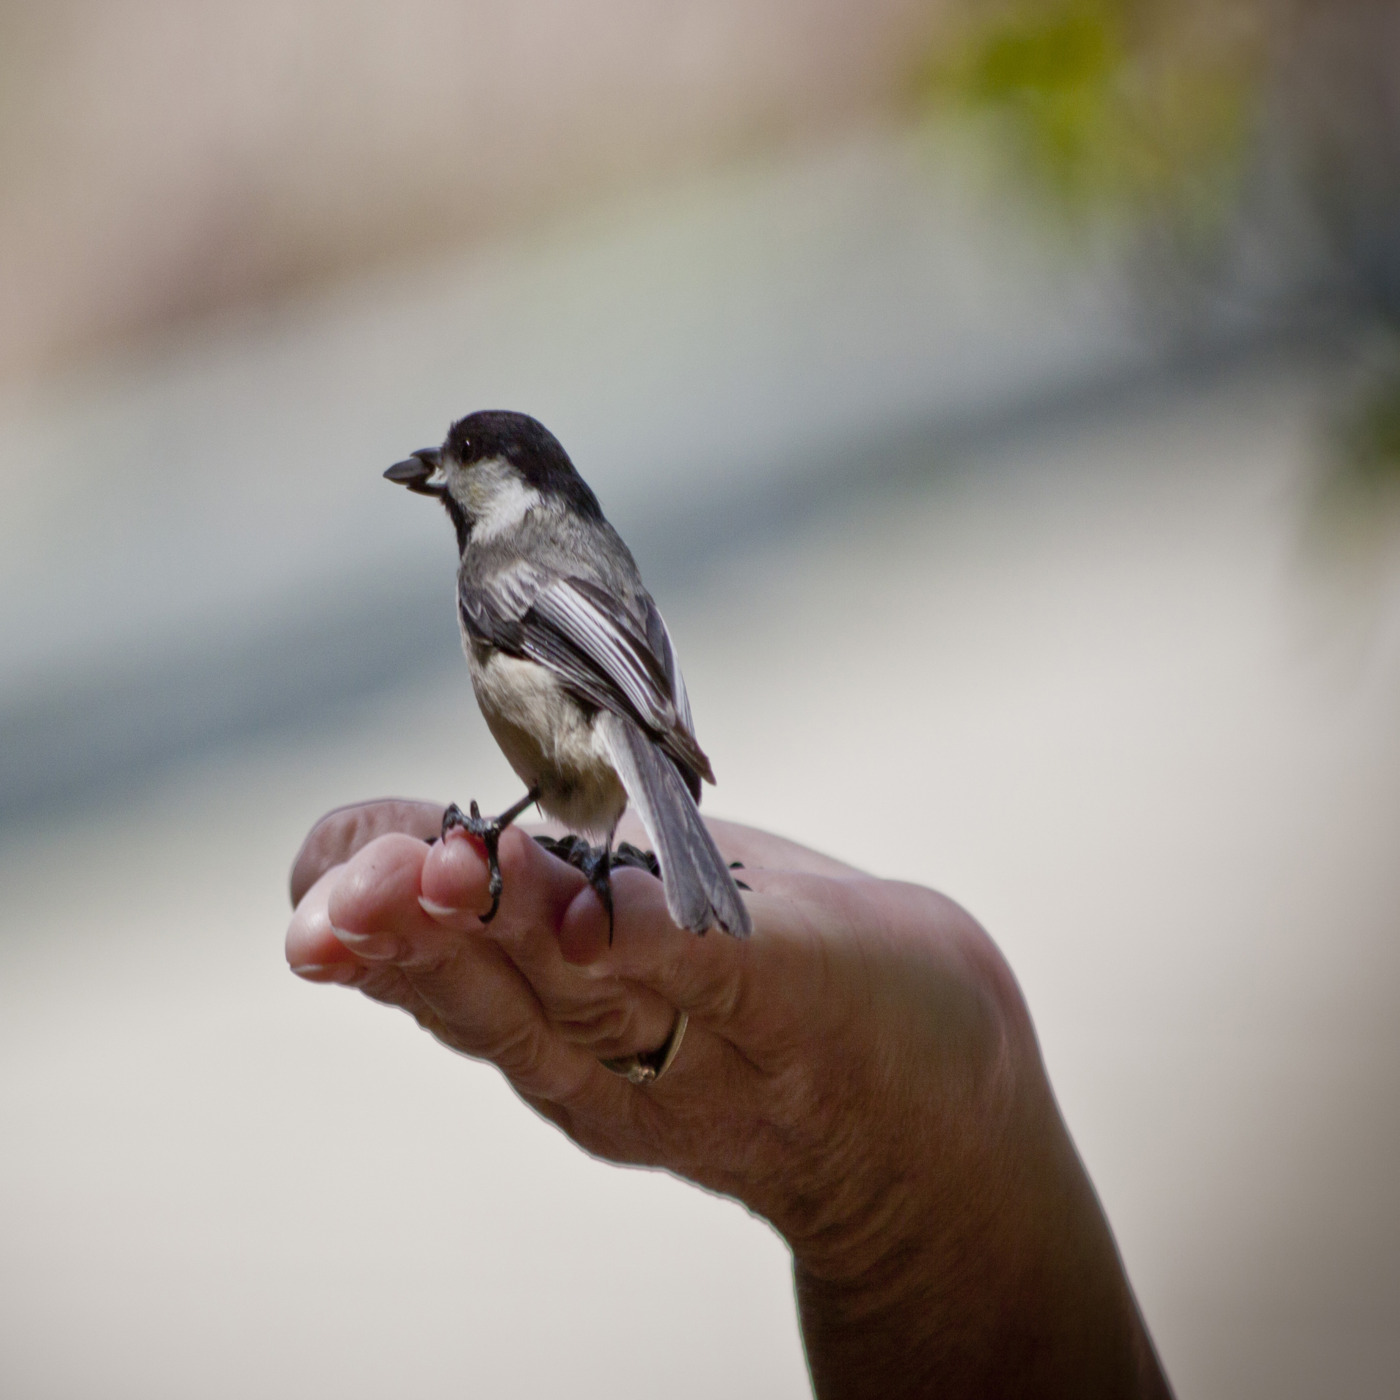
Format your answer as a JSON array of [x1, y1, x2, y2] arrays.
[[600, 1010, 688, 1085]]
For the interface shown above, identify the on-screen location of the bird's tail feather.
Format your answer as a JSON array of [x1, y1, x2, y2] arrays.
[[599, 712, 752, 938]]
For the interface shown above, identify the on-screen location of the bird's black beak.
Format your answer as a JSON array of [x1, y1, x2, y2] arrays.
[[384, 447, 446, 496]]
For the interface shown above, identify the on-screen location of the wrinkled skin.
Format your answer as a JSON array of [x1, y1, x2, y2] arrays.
[[287, 799, 1171, 1399]]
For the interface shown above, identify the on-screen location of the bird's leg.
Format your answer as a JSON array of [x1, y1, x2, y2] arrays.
[[580, 834, 615, 944], [441, 787, 541, 924]]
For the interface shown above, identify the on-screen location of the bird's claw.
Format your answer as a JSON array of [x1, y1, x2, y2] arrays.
[[442, 800, 505, 924], [579, 847, 615, 944]]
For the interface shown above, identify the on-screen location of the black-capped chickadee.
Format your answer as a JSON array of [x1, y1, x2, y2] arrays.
[[384, 411, 751, 938]]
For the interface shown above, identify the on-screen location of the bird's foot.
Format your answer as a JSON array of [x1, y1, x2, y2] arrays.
[[579, 847, 615, 944], [442, 800, 506, 924], [440, 787, 541, 924]]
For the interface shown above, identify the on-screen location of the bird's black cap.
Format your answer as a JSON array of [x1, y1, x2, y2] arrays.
[[443, 410, 604, 520]]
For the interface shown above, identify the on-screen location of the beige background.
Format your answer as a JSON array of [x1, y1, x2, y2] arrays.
[[1, 5, 1397, 1396]]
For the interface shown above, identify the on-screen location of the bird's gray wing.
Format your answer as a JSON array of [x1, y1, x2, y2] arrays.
[[598, 709, 750, 937], [459, 565, 615, 715], [640, 592, 696, 737], [459, 568, 713, 790]]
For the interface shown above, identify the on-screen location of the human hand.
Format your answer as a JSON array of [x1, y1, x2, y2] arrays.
[[286, 800, 1169, 1399]]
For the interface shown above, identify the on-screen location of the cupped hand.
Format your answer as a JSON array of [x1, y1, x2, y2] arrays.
[[285, 799, 1169, 1399]]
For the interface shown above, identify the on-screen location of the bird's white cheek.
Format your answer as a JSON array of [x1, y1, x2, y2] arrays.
[[463, 459, 544, 542]]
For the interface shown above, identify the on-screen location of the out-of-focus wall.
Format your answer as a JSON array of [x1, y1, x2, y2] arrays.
[[0, 0, 938, 380]]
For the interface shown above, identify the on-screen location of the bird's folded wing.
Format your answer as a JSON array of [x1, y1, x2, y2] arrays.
[[531, 577, 675, 732], [640, 590, 697, 738], [459, 569, 713, 787]]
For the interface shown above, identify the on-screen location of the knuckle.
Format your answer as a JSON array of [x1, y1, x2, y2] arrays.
[[709, 963, 744, 1023], [556, 1001, 632, 1048], [485, 1018, 550, 1082], [676, 948, 742, 1025]]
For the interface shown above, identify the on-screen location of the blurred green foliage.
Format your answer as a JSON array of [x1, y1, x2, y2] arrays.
[[915, 0, 1400, 542], [1333, 352, 1400, 500], [1306, 352, 1400, 566], [915, 0, 1264, 239]]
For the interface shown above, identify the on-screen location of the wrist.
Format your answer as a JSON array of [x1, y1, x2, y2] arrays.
[[786, 1069, 1169, 1400], [773, 906, 1033, 1287]]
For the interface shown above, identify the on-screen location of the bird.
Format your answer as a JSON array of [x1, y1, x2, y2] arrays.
[[384, 410, 751, 939]]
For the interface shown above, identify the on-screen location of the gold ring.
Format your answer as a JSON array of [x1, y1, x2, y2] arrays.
[[600, 1010, 688, 1085]]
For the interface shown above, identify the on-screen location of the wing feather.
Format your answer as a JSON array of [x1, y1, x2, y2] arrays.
[[459, 567, 713, 791], [531, 579, 674, 731]]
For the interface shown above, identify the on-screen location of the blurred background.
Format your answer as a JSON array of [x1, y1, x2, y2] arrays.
[[2, 1, 1398, 1395]]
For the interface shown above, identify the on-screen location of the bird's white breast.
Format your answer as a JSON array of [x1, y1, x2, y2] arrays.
[[467, 648, 627, 837]]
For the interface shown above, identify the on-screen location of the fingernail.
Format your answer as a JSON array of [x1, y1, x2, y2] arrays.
[[329, 925, 403, 961], [418, 895, 461, 920], [290, 963, 360, 984]]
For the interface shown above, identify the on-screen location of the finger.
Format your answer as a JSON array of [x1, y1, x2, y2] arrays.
[[513, 1013, 746, 1164], [289, 798, 446, 907], [418, 824, 577, 931], [564, 866, 873, 1058], [285, 866, 365, 983], [297, 833, 632, 1106], [422, 829, 680, 1057], [560, 867, 754, 1026], [387, 945, 617, 1108], [324, 832, 481, 970], [290, 832, 465, 978]]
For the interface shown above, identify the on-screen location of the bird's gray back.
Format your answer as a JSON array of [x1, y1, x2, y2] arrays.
[[462, 506, 649, 616]]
